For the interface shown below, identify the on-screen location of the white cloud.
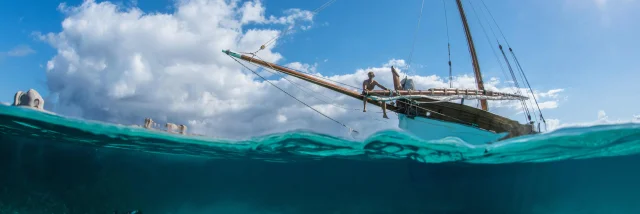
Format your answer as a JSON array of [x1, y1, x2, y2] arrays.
[[37, 0, 563, 139], [597, 110, 608, 121], [538, 89, 564, 99], [2, 45, 36, 57], [269, 8, 314, 25], [546, 110, 639, 132], [239, 0, 266, 24], [284, 62, 317, 74], [535, 101, 558, 110], [300, 25, 312, 31], [239, 0, 314, 30], [383, 59, 407, 69]]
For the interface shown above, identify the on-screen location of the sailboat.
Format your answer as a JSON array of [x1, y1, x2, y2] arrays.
[[222, 0, 546, 145]]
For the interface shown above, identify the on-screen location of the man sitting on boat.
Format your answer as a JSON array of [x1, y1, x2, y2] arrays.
[[362, 71, 390, 119]]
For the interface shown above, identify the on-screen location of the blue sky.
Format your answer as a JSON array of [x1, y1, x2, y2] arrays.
[[0, 0, 638, 136]]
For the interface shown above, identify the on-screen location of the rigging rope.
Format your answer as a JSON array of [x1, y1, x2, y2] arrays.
[[479, 0, 511, 47], [465, 0, 515, 93], [513, 49, 539, 122], [238, 51, 362, 91], [229, 55, 359, 134], [255, 0, 338, 55], [441, 0, 453, 88], [407, 0, 426, 72], [247, 58, 390, 124], [499, 45, 532, 123], [471, 0, 539, 120], [248, 52, 404, 124], [239, 46, 396, 124], [249, 54, 362, 112], [479, 0, 546, 129], [466, 0, 534, 124], [247, 54, 402, 125], [245, 55, 468, 127], [510, 50, 547, 129], [474, 0, 538, 121], [252, 63, 355, 110]]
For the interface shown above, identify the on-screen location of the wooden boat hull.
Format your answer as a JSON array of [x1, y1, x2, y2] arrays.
[[389, 96, 536, 141], [398, 114, 509, 145]]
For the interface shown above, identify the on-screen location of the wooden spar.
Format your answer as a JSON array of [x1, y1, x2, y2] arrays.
[[455, 0, 488, 111], [366, 89, 529, 100], [222, 50, 400, 112]]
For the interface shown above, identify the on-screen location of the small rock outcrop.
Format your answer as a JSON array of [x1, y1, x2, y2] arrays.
[[166, 123, 179, 133], [178, 124, 187, 135], [144, 118, 155, 129], [142, 119, 187, 135], [13, 89, 45, 110], [165, 123, 188, 135]]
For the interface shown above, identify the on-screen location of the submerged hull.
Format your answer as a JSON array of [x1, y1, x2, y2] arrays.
[[397, 114, 509, 145]]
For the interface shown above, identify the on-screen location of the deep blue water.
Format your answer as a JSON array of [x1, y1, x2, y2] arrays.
[[1, 105, 640, 213]]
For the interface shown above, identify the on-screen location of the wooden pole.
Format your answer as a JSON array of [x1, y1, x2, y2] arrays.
[[366, 89, 528, 100], [455, 0, 488, 111], [223, 50, 400, 112]]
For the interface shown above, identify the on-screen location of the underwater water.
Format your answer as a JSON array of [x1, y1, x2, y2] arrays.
[[1, 105, 640, 214]]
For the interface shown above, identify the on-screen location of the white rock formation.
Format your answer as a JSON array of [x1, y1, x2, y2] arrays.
[[144, 118, 155, 129], [166, 123, 179, 133], [178, 125, 188, 135], [13, 89, 45, 110]]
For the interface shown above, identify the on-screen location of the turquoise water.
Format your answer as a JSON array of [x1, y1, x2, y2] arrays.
[[2, 105, 640, 164], [2, 104, 640, 213]]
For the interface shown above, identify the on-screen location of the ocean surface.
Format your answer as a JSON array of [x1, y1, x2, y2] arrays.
[[2, 104, 640, 213]]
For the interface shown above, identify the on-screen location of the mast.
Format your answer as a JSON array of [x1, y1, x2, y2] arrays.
[[455, 0, 488, 111]]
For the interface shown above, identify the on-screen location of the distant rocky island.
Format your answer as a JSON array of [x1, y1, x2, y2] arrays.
[[9, 88, 205, 136]]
